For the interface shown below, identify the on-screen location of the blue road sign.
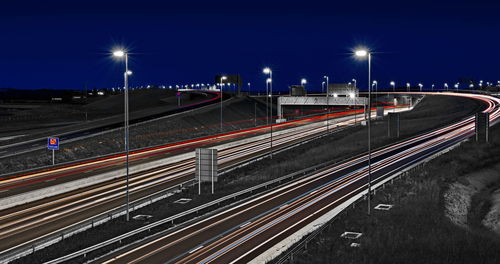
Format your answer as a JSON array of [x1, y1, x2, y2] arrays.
[[48, 137, 59, 150]]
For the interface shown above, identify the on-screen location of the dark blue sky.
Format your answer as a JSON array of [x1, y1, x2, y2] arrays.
[[1, 0, 499, 93]]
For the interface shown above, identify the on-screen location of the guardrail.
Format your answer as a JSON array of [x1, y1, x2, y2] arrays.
[[0, 179, 195, 263], [44, 159, 334, 264]]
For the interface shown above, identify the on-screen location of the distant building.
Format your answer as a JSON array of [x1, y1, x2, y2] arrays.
[[289, 85, 306, 96], [328, 83, 359, 97]]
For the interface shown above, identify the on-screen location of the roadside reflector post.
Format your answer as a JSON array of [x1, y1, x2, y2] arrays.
[[475, 112, 490, 142], [47, 137, 59, 165], [195, 148, 218, 195]]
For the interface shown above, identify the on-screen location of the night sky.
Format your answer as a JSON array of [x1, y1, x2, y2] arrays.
[[1, 0, 499, 93]]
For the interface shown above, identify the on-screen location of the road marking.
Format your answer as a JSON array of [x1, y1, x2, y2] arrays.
[[44, 179, 56, 183], [240, 222, 252, 228], [189, 245, 204, 254], [0, 189, 9, 193], [42, 212, 61, 220]]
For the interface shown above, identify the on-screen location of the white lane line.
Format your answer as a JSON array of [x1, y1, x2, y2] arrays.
[[44, 179, 56, 183], [189, 245, 204, 254], [0, 189, 9, 193], [240, 222, 252, 228]]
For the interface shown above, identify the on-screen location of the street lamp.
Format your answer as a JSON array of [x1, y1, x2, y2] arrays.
[[444, 83, 449, 90], [323, 75, 330, 132], [263, 67, 272, 125], [354, 48, 373, 215], [263, 68, 273, 158], [220, 75, 227, 132], [372, 80, 378, 93], [322, 81, 326, 93], [352, 78, 357, 89], [390, 81, 395, 92], [432, 84, 435, 91], [406, 82, 410, 92], [455, 83, 459, 90], [418, 83, 423, 92], [112, 49, 132, 222]]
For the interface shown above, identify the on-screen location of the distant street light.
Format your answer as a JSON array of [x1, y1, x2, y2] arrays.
[[418, 83, 423, 92], [406, 82, 410, 92], [432, 84, 435, 91], [352, 78, 357, 89], [112, 49, 132, 222], [372, 80, 378, 93], [354, 48, 373, 216], [263, 67, 273, 158], [444, 83, 449, 90], [322, 81, 326, 93], [455, 83, 459, 90], [390, 81, 395, 92], [220, 75, 227, 132]]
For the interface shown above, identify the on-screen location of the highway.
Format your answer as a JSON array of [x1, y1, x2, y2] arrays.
[[0, 102, 391, 256], [97, 92, 500, 264]]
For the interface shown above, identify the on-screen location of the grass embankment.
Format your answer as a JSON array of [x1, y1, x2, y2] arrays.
[[273, 122, 500, 264], [13, 95, 482, 263], [0, 96, 270, 175]]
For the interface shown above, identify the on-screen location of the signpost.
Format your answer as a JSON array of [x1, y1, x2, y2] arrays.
[[195, 148, 218, 194], [47, 137, 59, 165]]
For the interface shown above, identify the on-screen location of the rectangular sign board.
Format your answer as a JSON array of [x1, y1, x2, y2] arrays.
[[47, 137, 59, 150], [195, 148, 218, 183]]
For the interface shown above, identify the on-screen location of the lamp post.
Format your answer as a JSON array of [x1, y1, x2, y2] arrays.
[[263, 68, 272, 125], [455, 83, 459, 91], [444, 83, 449, 91], [406, 82, 410, 92], [112, 49, 132, 222], [263, 68, 273, 158], [418, 83, 423, 92], [372, 80, 378, 93], [220, 76, 227, 132], [432, 84, 435, 91], [352, 78, 357, 89], [322, 81, 326, 93], [323, 75, 329, 132], [390, 81, 395, 92], [354, 49, 373, 215]]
